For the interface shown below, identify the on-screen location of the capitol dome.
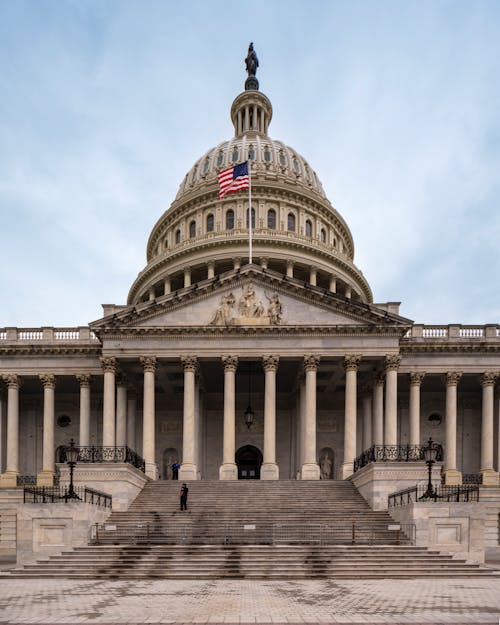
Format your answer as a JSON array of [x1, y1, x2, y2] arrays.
[[127, 67, 372, 306]]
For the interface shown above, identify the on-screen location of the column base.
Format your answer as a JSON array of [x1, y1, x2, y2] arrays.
[[36, 471, 55, 487], [145, 462, 159, 480], [0, 472, 18, 488], [179, 463, 198, 481], [481, 468, 499, 486], [261, 463, 279, 480], [443, 469, 462, 486], [341, 462, 354, 480], [219, 463, 238, 480], [300, 463, 320, 480]]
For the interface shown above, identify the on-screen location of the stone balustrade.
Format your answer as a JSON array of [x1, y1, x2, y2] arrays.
[[404, 324, 500, 340], [0, 327, 99, 343]]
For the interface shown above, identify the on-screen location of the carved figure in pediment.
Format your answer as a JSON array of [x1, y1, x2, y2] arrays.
[[210, 292, 236, 326], [266, 293, 283, 325], [238, 284, 264, 318]]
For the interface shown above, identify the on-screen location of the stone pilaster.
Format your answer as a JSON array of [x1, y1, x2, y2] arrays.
[[0, 375, 20, 487], [480, 372, 499, 485], [342, 354, 361, 479], [76, 374, 91, 448], [179, 356, 199, 480], [372, 372, 384, 446], [301, 355, 320, 480], [384, 354, 400, 446], [409, 372, 425, 446], [261, 355, 279, 480], [444, 372, 462, 485], [219, 356, 238, 480], [37, 374, 56, 487], [140, 356, 158, 479], [100, 357, 116, 448]]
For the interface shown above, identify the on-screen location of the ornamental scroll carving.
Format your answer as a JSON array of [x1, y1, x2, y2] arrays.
[[210, 284, 283, 326], [385, 354, 401, 371], [480, 371, 498, 387], [445, 372, 462, 386], [140, 356, 157, 373], [39, 374, 56, 389], [2, 374, 20, 389], [303, 355, 320, 372], [409, 372, 426, 386], [181, 356, 198, 373], [100, 357, 117, 373], [222, 355, 238, 372], [262, 355, 279, 372], [344, 354, 361, 372], [76, 374, 92, 388]]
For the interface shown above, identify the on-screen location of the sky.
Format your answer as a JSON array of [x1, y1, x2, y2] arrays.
[[1, 0, 499, 327]]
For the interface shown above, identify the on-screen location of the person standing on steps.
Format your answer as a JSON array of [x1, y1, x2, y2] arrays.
[[180, 482, 189, 511]]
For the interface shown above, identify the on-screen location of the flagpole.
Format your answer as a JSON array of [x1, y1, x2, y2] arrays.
[[248, 160, 252, 265]]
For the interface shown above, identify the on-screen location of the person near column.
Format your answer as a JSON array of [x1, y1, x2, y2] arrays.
[[180, 482, 189, 511]]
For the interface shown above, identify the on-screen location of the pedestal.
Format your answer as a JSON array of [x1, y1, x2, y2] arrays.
[[341, 461, 354, 480], [145, 462, 158, 481], [179, 463, 198, 481], [219, 463, 238, 480], [481, 469, 499, 486], [443, 469, 462, 486], [260, 463, 279, 480], [0, 472, 18, 488], [36, 470, 55, 487], [300, 463, 320, 480]]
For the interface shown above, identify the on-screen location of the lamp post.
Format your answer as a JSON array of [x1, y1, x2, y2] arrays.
[[420, 437, 440, 500], [65, 438, 80, 500]]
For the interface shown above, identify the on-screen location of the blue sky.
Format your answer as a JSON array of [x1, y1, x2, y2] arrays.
[[1, 0, 499, 326]]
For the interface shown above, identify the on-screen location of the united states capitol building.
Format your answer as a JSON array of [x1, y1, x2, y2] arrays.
[[1, 47, 499, 534]]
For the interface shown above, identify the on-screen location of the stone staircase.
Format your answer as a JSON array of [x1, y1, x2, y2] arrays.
[[5, 480, 494, 578]]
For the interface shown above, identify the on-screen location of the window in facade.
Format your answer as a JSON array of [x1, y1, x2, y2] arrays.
[[305, 220, 312, 237], [206, 213, 214, 232], [192, 164, 198, 183], [267, 209, 276, 229], [248, 144, 255, 160], [203, 157, 210, 174], [232, 147, 239, 163], [279, 150, 286, 167], [320, 228, 326, 243], [264, 146, 271, 162], [189, 220, 196, 239], [226, 209, 235, 230], [293, 157, 300, 174], [287, 212, 296, 232], [175, 229, 181, 244], [217, 151, 224, 167], [246, 207, 256, 229]]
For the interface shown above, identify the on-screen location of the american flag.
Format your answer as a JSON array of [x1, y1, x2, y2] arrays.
[[217, 161, 249, 199]]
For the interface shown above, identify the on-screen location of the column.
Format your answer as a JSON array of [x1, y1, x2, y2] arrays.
[[184, 267, 191, 288], [444, 372, 462, 485], [0, 391, 5, 473], [219, 356, 238, 480], [409, 372, 425, 446], [179, 356, 198, 480], [342, 354, 361, 478], [148, 288, 155, 301], [480, 372, 499, 485], [194, 376, 201, 479], [233, 257, 241, 270], [207, 261, 215, 280], [301, 355, 320, 480], [0, 375, 20, 487], [140, 356, 158, 479], [116, 376, 127, 449], [345, 286, 352, 299], [309, 268, 317, 287], [127, 391, 137, 451], [37, 374, 56, 486], [100, 357, 116, 448], [259, 257, 268, 270], [372, 372, 384, 446], [261, 355, 279, 480], [286, 260, 294, 278], [164, 276, 171, 295], [329, 275, 337, 293], [384, 354, 400, 446], [296, 373, 306, 477], [76, 374, 91, 448], [361, 387, 372, 452]]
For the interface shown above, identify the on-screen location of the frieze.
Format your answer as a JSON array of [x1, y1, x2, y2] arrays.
[[210, 284, 283, 327]]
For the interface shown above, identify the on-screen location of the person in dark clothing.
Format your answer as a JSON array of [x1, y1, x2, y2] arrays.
[[180, 483, 189, 511], [171, 462, 180, 480]]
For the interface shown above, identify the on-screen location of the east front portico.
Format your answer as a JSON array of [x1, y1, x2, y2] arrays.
[[90, 264, 411, 481]]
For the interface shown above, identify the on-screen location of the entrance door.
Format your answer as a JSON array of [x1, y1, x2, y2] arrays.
[[236, 445, 263, 479]]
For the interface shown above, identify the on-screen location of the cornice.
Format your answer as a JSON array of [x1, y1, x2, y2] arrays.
[[0, 346, 102, 356], [400, 342, 500, 354]]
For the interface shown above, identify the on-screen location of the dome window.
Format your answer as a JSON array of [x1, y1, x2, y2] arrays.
[[203, 157, 210, 174], [226, 209, 235, 230], [192, 164, 198, 183], [248, 145, 255, 160], [175, 229, 181, 244], [333, 237, 337, 248], [320, 228, 326, 243], [232, 147, 239, 163], [305, 165, 312, 182], [279, 151, 286, 167], [305, 220, 312, 237], [246, 207, 256, 229], [287, 213, 296, 232], [164, 238, 169, 251], [206, 213, 214, 232], [217, 151, 224, 168], [293, 158, 300, 174], [264, 147, 271, 162], [189, 220, 196, 239], [267, 209, 276, 230]]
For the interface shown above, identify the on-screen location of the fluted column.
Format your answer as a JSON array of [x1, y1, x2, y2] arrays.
[[179, 356, 198, 480], [0, 375, 20, 487], [140, 356, 158, 479], [194, 376, 201, 479], [372, 372, 384, 446], [127, 391, 137, 451], [296, 373, 306, 476], [361, 387, 372, 452], [100, 357, 116, 448], [184, 266, 191, 288], [301, 355, 320, 480], [286, 260, 294, 278], [219, 356, 238, 480], [76, 374, 91, 448], [261, 355, 279, 480], [444, 372, 462, 485], [116, 376, 127, 448], [342, 354, 361, 479], [329, 275, 337, 293], [207, 261, 215, 280], [409, 372, 425, 446], [384, 354, 400, 446], [309, 268, 317, 286], [37, 374, 56, 486], [480, 372, 499, 485]]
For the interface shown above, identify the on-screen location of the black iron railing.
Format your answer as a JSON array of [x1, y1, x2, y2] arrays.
[[58, 446, 145, 472], [388, 484, 479, 507], [462, 473, 483, 484], [354, 444, 443, 472], [23, 486, 112, 508]]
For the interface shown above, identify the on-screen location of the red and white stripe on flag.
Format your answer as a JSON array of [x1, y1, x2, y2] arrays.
[[217, 161, 249, 199]]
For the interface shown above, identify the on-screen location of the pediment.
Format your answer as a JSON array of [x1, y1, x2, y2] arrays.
[[91, 267, 412, 336]]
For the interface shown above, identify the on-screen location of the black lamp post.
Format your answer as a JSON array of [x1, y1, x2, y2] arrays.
[[65, 438, 80, 500], [420, 437, 440, 500]]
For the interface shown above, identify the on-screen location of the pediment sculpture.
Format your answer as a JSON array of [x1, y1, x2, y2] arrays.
[[210, 284, 283, 326]]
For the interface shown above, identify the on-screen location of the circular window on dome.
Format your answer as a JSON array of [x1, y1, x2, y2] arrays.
[[57, 415, 71, 428], [428, 413, 442, 427]]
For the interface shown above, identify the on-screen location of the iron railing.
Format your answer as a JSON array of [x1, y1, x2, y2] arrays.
[[462, 473, 483, 484], [388, 484, 479, 507], [354, 443, 443, 472], [58, 445, 145, 472], [23, 486, 112, 508]]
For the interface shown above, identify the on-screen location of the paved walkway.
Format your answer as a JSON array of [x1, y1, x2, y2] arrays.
[[1, 578, 500, 624]]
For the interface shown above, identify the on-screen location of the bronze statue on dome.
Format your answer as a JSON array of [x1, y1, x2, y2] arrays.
[[245, 42, 259, 77]]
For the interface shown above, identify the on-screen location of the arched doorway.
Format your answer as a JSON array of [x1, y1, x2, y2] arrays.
[[236, 445, 263, 479]]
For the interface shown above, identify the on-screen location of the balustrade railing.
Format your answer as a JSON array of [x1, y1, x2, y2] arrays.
[[58, 445, 145, 472], [0, 327, 99, 343], [388, 484, 479, 507], [462, 473, 483, 484], [353, 444, 443, 472], [23, 486, 112, 508]]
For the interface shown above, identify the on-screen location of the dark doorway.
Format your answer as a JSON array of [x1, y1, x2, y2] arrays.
[[236, 445, 263, 479]]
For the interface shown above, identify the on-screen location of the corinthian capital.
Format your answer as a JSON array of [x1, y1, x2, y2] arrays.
[[262, 355, 279, 372], [344, 354, 361, 372], [304, 355, 320, 372], [140, 356, 157, 373], [76, 374, 92, 388], [1, 374, 20, 389], [372, 371, 385, 387], [409, 372, 426, 386], [181, 356, 198, 373], [446, 371, 462, 387], [222, 355, 238, 372], [39, 374, 56, 389], [100, 357, 117, 374], [385, 354, 401, 372], [480, 371, 498, 388]]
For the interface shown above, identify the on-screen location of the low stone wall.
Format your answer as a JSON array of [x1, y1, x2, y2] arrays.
[[350, 461, 442, 510], [57, 463, 148, 511]]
